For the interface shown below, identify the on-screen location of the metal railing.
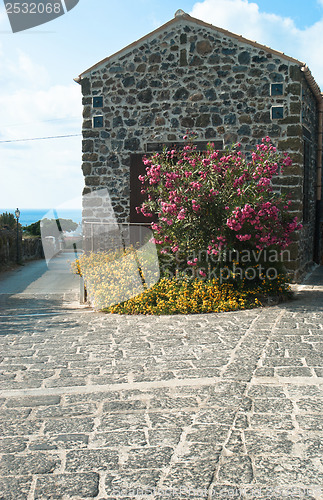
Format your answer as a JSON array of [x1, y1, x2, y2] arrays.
[[82, 222, 153, 253], [79, 222, 160, 308]]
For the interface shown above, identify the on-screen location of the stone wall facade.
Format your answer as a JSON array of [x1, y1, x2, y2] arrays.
[[22, 237, 44, 262], [78, 13, 322, 281]]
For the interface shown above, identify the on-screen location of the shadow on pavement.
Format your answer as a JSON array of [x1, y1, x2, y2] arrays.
[[0, 297, 86, 339], [0, 253, 82, 329], [0, 260, 48, 294], [280, 289, 323, 313]]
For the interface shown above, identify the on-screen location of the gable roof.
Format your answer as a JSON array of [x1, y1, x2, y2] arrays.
[[75, 11, 322, 104]]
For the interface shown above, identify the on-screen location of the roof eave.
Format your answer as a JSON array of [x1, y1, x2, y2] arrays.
[[301, 65, 323, 106]]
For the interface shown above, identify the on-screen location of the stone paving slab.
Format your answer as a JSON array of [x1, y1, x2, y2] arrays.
[[0, 266, 322, 499]]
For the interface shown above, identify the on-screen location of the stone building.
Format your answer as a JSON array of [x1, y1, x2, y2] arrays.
[[75, 10, 323, 280]]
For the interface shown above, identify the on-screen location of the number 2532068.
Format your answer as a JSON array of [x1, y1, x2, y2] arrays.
[[5, 2, 62, 14]]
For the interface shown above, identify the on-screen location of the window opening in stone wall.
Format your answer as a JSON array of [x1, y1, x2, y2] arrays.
[[93, 116, 103, 128], [130, 154, 156, 224], [93, 96, 103, 108], [303, 139, 311, 223], [271, 83, 283, 96], [271, 106, 284, 119]]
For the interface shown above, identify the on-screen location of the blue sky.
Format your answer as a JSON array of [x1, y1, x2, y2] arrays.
[[1, 0, 323, 209]]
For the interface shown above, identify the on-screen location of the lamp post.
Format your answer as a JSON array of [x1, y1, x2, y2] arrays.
[[15, 208, 20, 264]]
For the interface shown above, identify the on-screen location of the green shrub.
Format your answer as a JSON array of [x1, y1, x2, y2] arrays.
[[0, 212, 16, 229]]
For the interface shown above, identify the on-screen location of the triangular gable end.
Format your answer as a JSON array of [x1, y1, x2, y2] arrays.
[[76, 12, 306, 81]]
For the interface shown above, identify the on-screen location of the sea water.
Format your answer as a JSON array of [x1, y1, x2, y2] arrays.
[[0, 208, 82, 227]]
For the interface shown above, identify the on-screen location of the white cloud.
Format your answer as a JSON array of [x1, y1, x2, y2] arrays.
[[0, 84, 81, 137], [190, 0, 323, 88], [15, 50, 50, 86], [0, 132, 83, 208], [0, 48, 50, 90], [0, 8, 7, 27], [0, 48, 83, 208]]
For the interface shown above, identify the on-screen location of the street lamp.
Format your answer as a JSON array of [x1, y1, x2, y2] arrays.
[[15, 208, 20, 264]]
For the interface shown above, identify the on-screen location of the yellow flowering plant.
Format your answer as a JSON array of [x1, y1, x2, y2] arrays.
[[72, 251, 292, 314]]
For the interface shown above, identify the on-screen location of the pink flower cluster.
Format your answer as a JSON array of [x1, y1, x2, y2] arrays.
[[144, 159, 161, 185], [161, 201, 177, 214], [226, 201, 302, 249], [192, 199, 201, 213]]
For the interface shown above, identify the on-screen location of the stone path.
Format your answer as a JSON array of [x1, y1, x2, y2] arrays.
[[0, 266, 322, 499]]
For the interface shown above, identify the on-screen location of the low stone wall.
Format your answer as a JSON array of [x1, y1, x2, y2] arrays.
[[0, 229, 44, 267], [22, 237, 44, 262], [0, 229, 16, 264]]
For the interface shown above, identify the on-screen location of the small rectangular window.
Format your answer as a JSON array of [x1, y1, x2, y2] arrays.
[[93, 96, 103, 108], [93, 116, 104, 128], [271, 106, 284, 119], [271, 83, 283, 96]]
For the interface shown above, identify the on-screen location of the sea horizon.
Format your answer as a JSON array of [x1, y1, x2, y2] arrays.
[[0, 208, 82, 227]]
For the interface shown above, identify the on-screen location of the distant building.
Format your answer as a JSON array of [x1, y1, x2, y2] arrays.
[[75, 10, 323, 280]]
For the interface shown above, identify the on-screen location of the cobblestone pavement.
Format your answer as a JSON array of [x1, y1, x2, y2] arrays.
[[0, 267, 322, 499]]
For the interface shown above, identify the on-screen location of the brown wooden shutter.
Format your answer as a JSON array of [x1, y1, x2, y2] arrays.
[[130, 154, 155, 224]]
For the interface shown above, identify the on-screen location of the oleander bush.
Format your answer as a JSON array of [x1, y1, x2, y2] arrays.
[[138, 135, 302, 283]]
